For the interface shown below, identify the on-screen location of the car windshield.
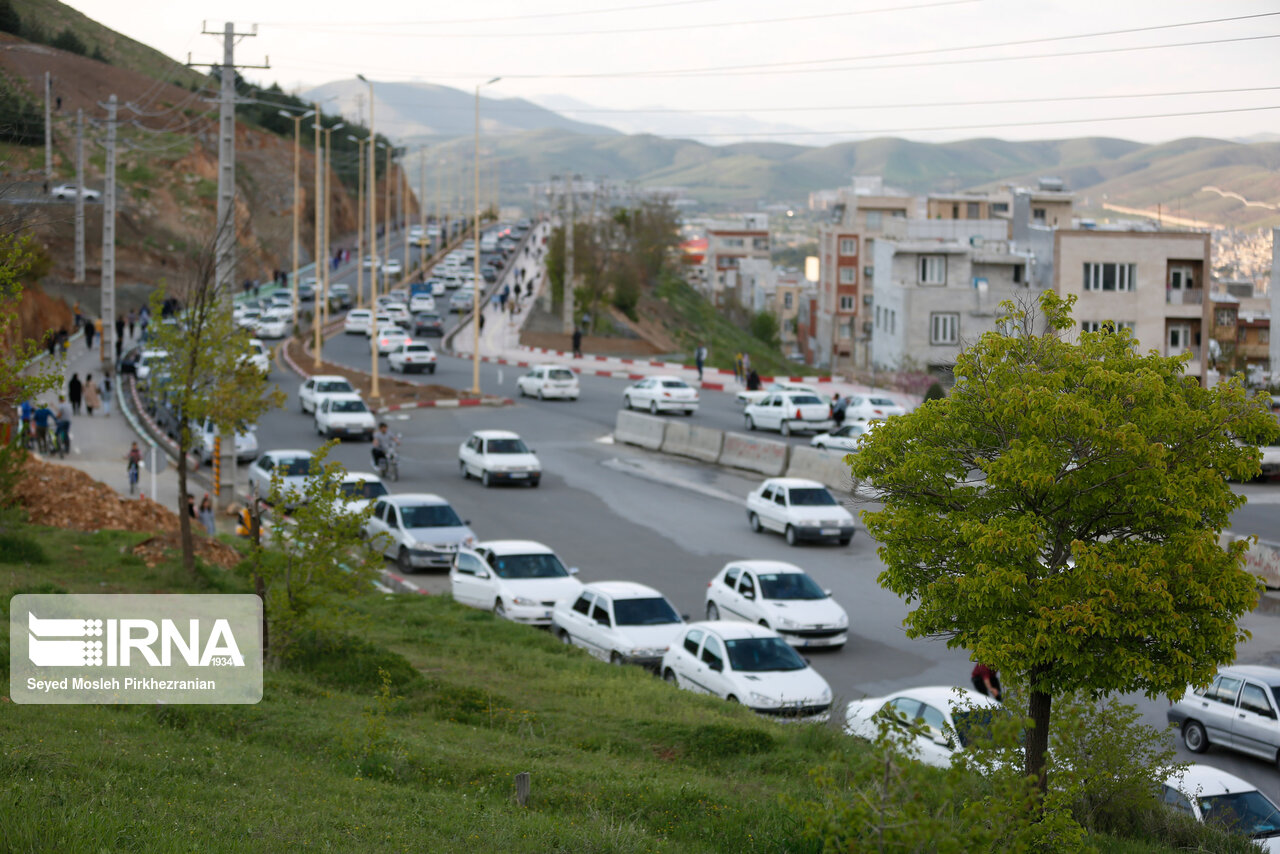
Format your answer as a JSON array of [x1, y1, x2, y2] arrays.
[[548, 369, 574, 381], [758, 572, 827, 600], [340, 480, 388, 500], [486, 439, 529, 454], [331, 400, 368, 413], [789, 487, 837, 506], [724, 637, 808, 672], [277, 457, 312, 476], [1197, 791, 1280, 837], [791, 394, 823, 405], [613, 597, 680, 626], [317, 381, 353, 393], [869, 397, 897, 406], [406, 345, 432, 353], [401, 504, 463, 528], [835, 425, 867, 438], [490, 553, 569, 579], [661, 380, 689, 389], [417, 314, 441, 322]]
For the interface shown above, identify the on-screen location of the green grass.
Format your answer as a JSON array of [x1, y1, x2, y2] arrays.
[[0, 524, 1251, 852], [655, 273, 800, 377]]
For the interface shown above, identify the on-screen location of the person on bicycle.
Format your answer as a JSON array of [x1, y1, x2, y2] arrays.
[[371, 422, 393, 470], [32, 402, 53, 452]]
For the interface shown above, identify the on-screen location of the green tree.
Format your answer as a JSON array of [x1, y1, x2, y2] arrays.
[[750, 310, 780, 349], [849, 291, 1279, 793], [0, 0, 22, 36], [50, 29, 87, 56]]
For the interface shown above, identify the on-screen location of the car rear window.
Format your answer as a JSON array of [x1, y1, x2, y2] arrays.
[[791, 395, 823, 405], [870, 398, 897, 406], [613, 597, 680, 626], [549, 369, 574, 381], [661, 380, 689, 389]]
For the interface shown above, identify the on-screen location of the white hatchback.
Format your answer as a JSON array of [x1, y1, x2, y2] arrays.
[[371, 326, 412, 355], [661, 621, 832, 721], [409, 294, 436, 314], [810, 422, 872, 453], [458, 430, 541, 487], [622, 375, 698, 415], [744, 391, 833, 436], [552, 581, 685, 669], [843, 686, 1003, 769], [298, 374, 356, 414], [314, 393, 376, 441], [343, 309, 372, 335], [516, 364, 580, 400], [451, 540, 583, 625], [746, 478, 855, 546], [704, 561, 848, 649], [387, 341, 437, 374], [844, 394, 907, 421]]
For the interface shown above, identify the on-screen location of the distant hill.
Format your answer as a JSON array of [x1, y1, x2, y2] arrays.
[[528, 93, 817, 144]]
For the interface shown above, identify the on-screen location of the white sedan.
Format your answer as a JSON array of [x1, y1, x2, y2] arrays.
[[51, 183, 100, 201], [381, 259, 404, 277], [810, 423, 872, 452], [298, 374, 356, 414], [343, 309, 372, 335], [242, 338, 270, 375], [516, 365, 580, 400], [736, 382, 827, 407], [743, 391, 833, 436], [552, 581, 685, 669], [451, 540, 583, 625], [254, 310, 292, 340], [458, 430, 541, 487], [364, 313, 394, 337], [660, 621, 832, 721], [247, 449, 316, 506], [705, 561, 848, 649], [622, 375, 699, 415], [365, 494, 477, 572], [409, 294, 436, 314], [314, 393, 376, 441], [337, 471, 388, 517], [844, 394, 907, 421], [843, 686, 1003, 769], [384, 304, 412, 326], [746, 478, 855, 546], [361, 255, 377, 270], [371, 326, 413, 355], [387, 341, 437, 374]]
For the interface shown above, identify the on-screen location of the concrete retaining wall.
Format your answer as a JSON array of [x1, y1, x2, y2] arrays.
[[1222, 532, 1280, 589], [785, 446, 855, 493], [719, 431, 790, 476], [614, 410, 668, 450], [660, 421, 725, 463]]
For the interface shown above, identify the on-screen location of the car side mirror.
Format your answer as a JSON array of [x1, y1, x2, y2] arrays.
[[568, 567, 580, 576], [476, 571, 490, 580], [464, 519, 472, 526], [681, 614, 690, 622], [708, 660, 723, 672], [824, 589, 833, 597], [742, 591, 755, 600]]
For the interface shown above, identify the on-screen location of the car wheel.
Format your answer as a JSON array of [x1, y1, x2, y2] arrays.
[[785, 525, 798, 546], [663, 668, 678, 685], [749, 512, 762, 533], [529, 478, 540, 488], [649, 401, 658, 415], [299, 399, 307, 413], [494, 600, 507, 620], [428, 365, 436, 374], [459, 460, 469, 479], [397, 547, 412, 572], [780, 420, 792, 437], [706, 602, 720, 620], [537, 388, 544, 401], [1182, 720, 1209, 753], [559, 630, 572, 645], [816, 443, 827, 450], [610, 652, 623, 666], [838, 536, 852, 546], [482, 470, 492, 488], [192, 449, 203, 468], [758, 620, 770, 630], [745, 415, 755, 431], [623, 395, 633, 410], [726, 695, 739, 704]]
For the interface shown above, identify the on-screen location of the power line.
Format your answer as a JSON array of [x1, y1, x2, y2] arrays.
[[259, 0, 723, 27]]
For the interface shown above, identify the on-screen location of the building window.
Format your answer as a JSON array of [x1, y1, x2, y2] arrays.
[[839, 295, 855, 311], [1013, 264, 1024, 284], [966, 202, 981, 219], [864, 211, 882, 230], [1033, 207, 1046, 223], [783, 292, 793, 309], [839, 267, 857, 285], [890, 310, 896, 334], [991, 201, 1009, 214], [1082, 320, 1135, 334], [1083, 262, 1135, 292], [930, 312, 959, 345], [875, 306, 882, 327], [722, 237, 744, 248], [951, 204, 959, 218], [752, 237, 769, 251], [1238, 328, 1248, 344], [919, 255, 947, 285], [838, 322, 851, 340], [1170, 266, 1195, 290], [1262, 329, 1270, 345], [1215, 309, 1235, 327], [839, 237, 858, 256]]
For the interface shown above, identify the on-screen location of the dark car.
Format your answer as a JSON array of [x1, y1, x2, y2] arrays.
[[296, 281, 316, 301], [481, 268, 497, 283], [412, 312, 444, 337], [328, 283, 352, 310]]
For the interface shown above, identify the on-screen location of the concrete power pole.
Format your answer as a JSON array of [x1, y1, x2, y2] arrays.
[[44, 72, 52, 185], [562, 174, 575, 334], [1271, 227, 1279, 380], [74, 108, 85, 283], [99, 95, 117, 370]]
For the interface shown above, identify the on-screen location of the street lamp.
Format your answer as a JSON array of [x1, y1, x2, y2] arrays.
[[473, 76, 500, 395], [311, 103, 323, 370], [279, 108, 314, 331], [358, 73, 380, 399], [348, 134, 366, 309], [320, 121, 345, 336]]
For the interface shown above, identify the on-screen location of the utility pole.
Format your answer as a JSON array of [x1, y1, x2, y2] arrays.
[[353, 137, 365, 309], [563, 174, 575, 334], [74, 108, 85, 283], [99, 95, 117, 370], [44, 72, 52, 186], [417, 152, 425, 272], [434, 154, 442, 254], [312, 105, 322, 369]]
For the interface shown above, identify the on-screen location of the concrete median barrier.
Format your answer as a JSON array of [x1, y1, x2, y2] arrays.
[[719, 432, 790, 476], [614, 410, 668, 450], [660, 420, 724, 463], [786, 446, 855, 493]]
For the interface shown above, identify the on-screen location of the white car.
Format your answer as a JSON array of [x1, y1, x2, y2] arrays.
[[458, 430, 542, 487], [364, 493, 477, 571], [449, 289, 475, 313], [744, 391, 833, 436], [387, 341, 437, 374], [388, 288, 409, 304], [704, 561, 848, 649], [516, 365, 580, 400], [247, 449, 316, 505], [746, 478, 855, 546], [314, 393, 376, 441], [364, 313, 395, 337], [336, 471, 388, 517], [844, 394, 907, 421], [385, 304, 411, 326], [843, 686, 1003, 769], [622, 375, 699, 415], [343, 309, 372, 335], [810, 423, 872, 452], [552, 581, 685, 668], [736, 382, 827, 407], [191, 418, 258, 465], [423, 279, 447, 297], [255, 310, 292, 339], [660, 621, 833, 721], [381, 258, 404, 277], [451, 540, 584, 625], [267, 293, 294, 313], [371, 326, 412, 355], [1166, 665, 1280, 763], [235, 307, 261, 329], [361, 255, 377, 270], [408, 294, 436, 314], [298, 374, 356, 414], [51, 183, 100, 201], [241, 338, 270, 375], [135, 349, 169, 381], [1161, 765, 1280, 851]]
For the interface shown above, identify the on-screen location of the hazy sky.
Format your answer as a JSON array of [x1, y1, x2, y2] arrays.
[[63, 0, 1280, 144]]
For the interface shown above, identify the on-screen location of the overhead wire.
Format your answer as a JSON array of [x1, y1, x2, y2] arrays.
[[258, 0, 725, 27]]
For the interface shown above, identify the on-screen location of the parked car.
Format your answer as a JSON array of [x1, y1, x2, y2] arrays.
[[704, 561, 848, 649], [314, 393, 376, 441], [364, 494, 476, 571], [50, 183, 100, 202], [343, 309, 372, 335], [408, 293, 436, 314], [298, 374, 356, 414], [247, 449, 316, 505], [411, 312, 444, 337], [1161, 764, 1280, 850], [746, 478, 855, 546], [371, 326, 413, 355], [336, 471, 388, 517], [843, 686, 1004, 769], [622, 375, 699, 415], [387, 341, 437, 374], [255, 310, 292, 340], [810, 422, 872, 452], [844, 394, 907, 421], [660, 621, 832, 721], [450, 540, 584, 625], [552, 581, 685, 668], [458, 430, 542, 487], [242, 338, 270, 375], [1167, 665, 1280, 763], [736, 382, 827, 407], [191, 418, 258, 465], [516, 364, 580, 400], [744, 391, 833, 436]]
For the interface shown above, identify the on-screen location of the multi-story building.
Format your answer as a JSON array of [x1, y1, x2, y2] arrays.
[[927, 179, 1074, 231], [1208, 283, 1272, 378], [702, 214, 770, 308]]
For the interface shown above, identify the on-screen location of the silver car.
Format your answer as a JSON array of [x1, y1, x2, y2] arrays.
[[364, 494, 477, 572], [1167, 664, 1280, 765]]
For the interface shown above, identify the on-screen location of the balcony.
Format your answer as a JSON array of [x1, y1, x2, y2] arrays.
[[1166, 288, 1203, 305], [1165, 345, 1201, 361]]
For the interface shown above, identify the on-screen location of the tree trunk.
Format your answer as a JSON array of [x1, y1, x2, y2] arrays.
[[1024, 671, 1053, 798], [175, 434, 195, 576]]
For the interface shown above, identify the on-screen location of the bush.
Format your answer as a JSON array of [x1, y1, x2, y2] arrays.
[[50, 29, 87, 56], [281, 630, 421, 693], [0, 531, 47, 564], [749, 310, 780, 349]]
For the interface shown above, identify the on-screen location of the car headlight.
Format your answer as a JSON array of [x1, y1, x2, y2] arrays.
[[776, 615, 802, 629], [818, 686, 832, 703], [748, 691, 780, 708], [511, 596, 539, 607], [628, 646, 667, 659], [463, 536, 475, 547]]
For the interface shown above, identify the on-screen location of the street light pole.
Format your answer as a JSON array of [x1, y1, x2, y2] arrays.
[[358, 74, 380, 399], [349, 135, 365, 309], [279, 108, 313, 332], [312, 104, 323, 370], [321, 122, 344, 336], [473, 77, 500, 395]]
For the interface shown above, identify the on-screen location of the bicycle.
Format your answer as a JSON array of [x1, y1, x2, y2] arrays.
[[374, 434, 401, 482], [52, 423, 70, 458]]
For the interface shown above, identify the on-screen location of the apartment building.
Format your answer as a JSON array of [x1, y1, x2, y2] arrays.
[[1208, 282, 1272, 378], [702, 214, 770, 308], [1054, 228, 1212, 382], [927, 179, 1074, 231]]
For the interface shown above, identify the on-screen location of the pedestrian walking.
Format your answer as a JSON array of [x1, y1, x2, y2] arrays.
[[83, 374, 100, 417], [695, 344, 707, 381], [68, 373, 83, 415], [101, 372, 112, 417], [115, 314, 125, 345], [733, 352, 743, 384], [199, 494, 216, 537], [72, 301, 82, 328], [499, 285, 509, 311], [186, 493, 198, 520], [54, 395, 72, 453], [479, 312, 485, 333], [84, 319, 95, 349], [514, 282, 522, 302], [139, 306, 150, 342], [45, 330, 57, 357], [831, 393, 847, 427], [572, 326, 583, 358], [741, 352, 751, 379], [128, 310, 136, 339], [746, 368, 761, 391], [115, 336, 123, 363], [971, 662, 1002, 702]]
